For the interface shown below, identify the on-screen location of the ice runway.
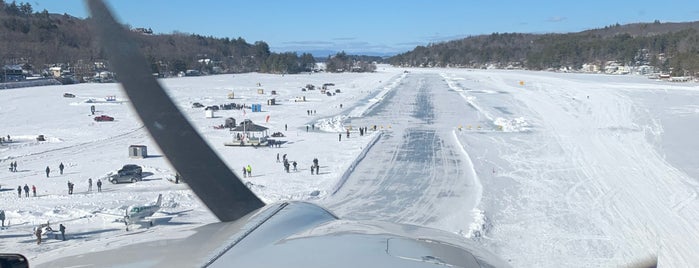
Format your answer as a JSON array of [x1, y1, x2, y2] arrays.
[[325, 73, 482, 236]]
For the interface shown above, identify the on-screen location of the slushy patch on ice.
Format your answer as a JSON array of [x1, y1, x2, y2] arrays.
[[315, 115, 349, 132], [494, 117, 530, 132], [464, 208, 489, 239]]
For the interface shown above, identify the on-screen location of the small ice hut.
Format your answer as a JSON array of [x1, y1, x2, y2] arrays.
[[129, 145, 148, 158], [224, 117, 237, 128]]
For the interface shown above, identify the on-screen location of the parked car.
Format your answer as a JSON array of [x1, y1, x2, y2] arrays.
[[63, 93, 76, 98], [94, 115, 114, 122], [192, 102, 204, 108], [109, 164, 143, 184]]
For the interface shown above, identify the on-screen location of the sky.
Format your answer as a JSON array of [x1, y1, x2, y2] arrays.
[[24, 0, 699, 55]]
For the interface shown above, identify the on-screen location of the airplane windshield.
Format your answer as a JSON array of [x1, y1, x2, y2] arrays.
[[2, 1, 697, 267]]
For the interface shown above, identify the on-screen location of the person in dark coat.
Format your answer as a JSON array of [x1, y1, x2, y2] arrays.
[[242, 167, 247, 178], [23, 184, 29, 197], [17, 186, 21, 198], [59, 224, 66, 241], [35, 227, 42, 245], [292, 161, 297, 171], [0, 210, 5, 227], [59, 162, 65, 175], [96, 179, 102, 192], [311, 165, 315, 175], [45, 166, 50, 178], [315, 165, 320, 175]]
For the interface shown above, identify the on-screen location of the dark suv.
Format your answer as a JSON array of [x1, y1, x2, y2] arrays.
[[109, 164, 143, 183]]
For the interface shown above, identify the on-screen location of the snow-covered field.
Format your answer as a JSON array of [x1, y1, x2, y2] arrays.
[[1, 66, 698, 267]]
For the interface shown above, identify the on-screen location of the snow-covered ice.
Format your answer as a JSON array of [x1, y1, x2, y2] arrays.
[[1, 66, 698, 267]]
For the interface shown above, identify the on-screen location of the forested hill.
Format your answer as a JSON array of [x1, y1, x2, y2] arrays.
[[0, 1, 375, 79], [389, 21, 699, 76]]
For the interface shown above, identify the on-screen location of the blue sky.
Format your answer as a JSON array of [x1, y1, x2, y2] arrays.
[[29, 0, 699, 56]]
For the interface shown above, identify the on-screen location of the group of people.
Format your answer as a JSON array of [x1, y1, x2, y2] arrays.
[[17, 184, 36, 197], [16, 178, 102, 198], [305, 123, 316, 132], [310, 158, 320, 175], [338, 126, 374, 141], [277, 153, 299, 173], [282, 159, 296, 173], [8, 161, 18, 172], [43, 162, 65, 178], [242, 165, 252, 178], [67, 178, 101, 194], [275, 153, 321, 175], [35, 223, 67, 245]]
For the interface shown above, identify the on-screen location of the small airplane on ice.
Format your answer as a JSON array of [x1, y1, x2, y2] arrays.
[[98, 194, 169, 231], [123, 194, 163, 231]]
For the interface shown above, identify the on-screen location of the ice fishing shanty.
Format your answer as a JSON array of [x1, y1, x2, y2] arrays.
[[128, 145, 148, 158]]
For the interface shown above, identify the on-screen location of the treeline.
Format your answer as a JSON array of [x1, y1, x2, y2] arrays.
[[0, 1, 379, 78], [389, 21, 699, 76], [325, 51, 377, 73]]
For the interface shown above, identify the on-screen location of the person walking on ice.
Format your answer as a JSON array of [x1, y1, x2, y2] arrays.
[[96, 179, 102, 192], [59, 162, 65, 175], [59, 224, 66, 241], [246, 165, 252, 177], [45, 166, 50, 178], [35, 227, 43, 245], [23, 184, 29, 197], [32, 185, 36, 197], [88, 178, 93, 192]]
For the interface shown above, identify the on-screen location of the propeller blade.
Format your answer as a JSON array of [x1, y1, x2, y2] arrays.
[[85, 0, 265, 222]]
